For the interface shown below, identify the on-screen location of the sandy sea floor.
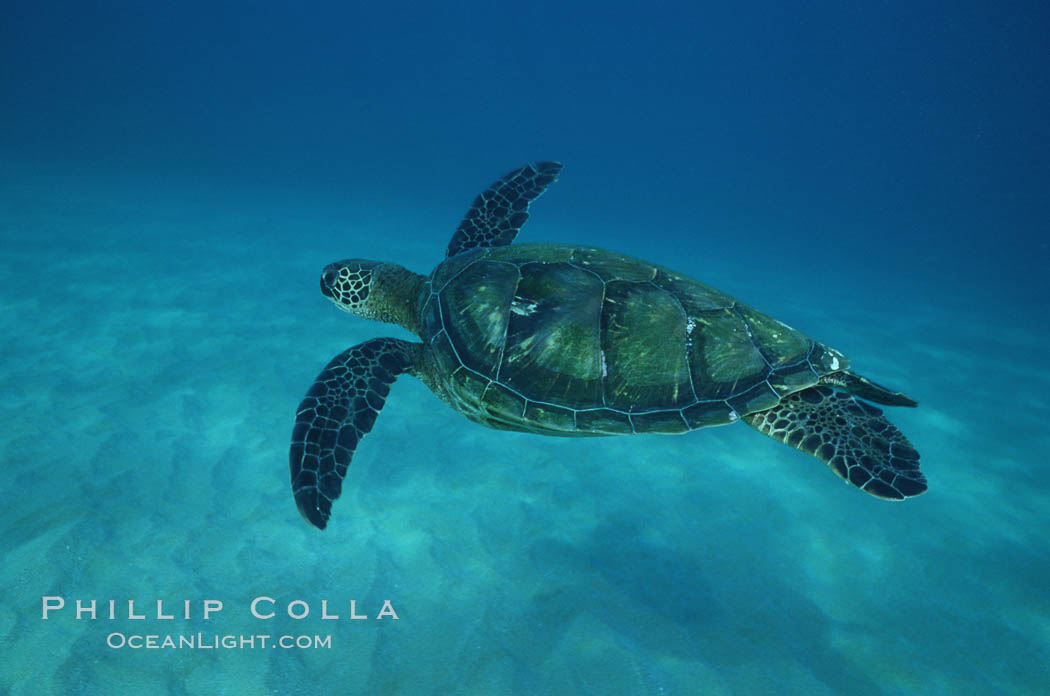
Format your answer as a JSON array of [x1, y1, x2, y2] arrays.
[[2, 172, 1048, 695]]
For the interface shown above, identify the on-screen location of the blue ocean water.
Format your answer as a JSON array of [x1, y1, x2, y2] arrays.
[[2, 1, 1048, 694]]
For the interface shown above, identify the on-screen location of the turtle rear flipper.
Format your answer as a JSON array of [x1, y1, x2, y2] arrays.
[[290, 338, 421, 529], [744, 386, 926, 499]]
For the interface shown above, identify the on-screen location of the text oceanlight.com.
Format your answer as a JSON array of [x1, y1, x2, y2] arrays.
[[106, 633, 331, 650]]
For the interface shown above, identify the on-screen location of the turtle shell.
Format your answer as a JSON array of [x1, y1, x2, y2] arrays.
[[419, 244, 847, 435]]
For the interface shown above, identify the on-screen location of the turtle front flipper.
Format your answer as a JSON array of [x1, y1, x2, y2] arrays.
[[744, 386, 927, 500], [446, 161, 562, 257], [290, 337, 421, 529]]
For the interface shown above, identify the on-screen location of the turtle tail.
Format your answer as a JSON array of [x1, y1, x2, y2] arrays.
[[819, 370, 917, 407]]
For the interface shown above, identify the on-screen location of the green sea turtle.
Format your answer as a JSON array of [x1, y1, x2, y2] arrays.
[[290, 162, 925, 529]]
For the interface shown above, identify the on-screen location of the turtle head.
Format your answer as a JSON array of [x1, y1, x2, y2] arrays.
[[321, 259, 381, 316], [320, 259, 425, 335]]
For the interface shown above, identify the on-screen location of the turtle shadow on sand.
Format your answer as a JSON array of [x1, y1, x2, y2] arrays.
[[288, 161, 927, 530], [519, 511, 888, 695]]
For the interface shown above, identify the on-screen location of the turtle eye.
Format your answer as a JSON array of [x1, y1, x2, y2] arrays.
[[321, 268, 338, 297]]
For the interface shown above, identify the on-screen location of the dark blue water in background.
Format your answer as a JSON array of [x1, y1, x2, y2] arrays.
[[5, 1, 1048, 305], [2, 2, 1048, 694]]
